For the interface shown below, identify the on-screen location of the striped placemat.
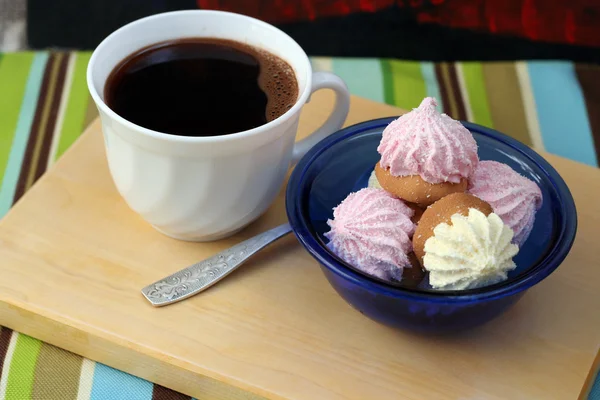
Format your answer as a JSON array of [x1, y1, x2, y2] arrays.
[[0, 52, 599, 399], [0, 52, 94, 218]]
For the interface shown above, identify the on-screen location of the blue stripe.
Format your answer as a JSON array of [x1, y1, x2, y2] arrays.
[[331, 57, 385, 102], [0, 52, 49, 218], [590, 373, 600, 400], [527, 61, 598, 167], [90, 364, 153, 400], [420, 62, 442, 102]]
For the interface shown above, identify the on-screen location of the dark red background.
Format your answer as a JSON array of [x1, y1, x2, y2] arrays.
[[198, 0, 600, 47], [27, 0, 600, 62]]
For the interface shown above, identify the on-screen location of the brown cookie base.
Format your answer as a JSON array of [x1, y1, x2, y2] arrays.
[[412, 193, 493, 264], [406, 202, 425, 224], [374, 163, 468, 206]]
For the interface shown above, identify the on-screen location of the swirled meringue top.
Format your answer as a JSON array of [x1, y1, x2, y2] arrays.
[[377, 97, 478, 184], [325, 188, 415, 281], [424, 208, 519, 290], [468, 161, 543, 245]]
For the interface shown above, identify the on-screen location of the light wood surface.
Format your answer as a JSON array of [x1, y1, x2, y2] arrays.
[[0, 92, 599, 400]]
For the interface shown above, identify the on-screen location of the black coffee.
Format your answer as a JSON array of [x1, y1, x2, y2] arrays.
[[104, 38, 299, 137]]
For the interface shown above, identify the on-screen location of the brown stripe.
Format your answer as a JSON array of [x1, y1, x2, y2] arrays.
[[438, 63, 462, 120], [31, 343, 82, 400], [0, 327, 13, 378], [574, 64, 600, 160], [34, 53, 69, 180], [152, 384, 192, 400], [24, 52, 65, 189], [481, 63, 533, 147], [13, 54, 56, 203], [447, 63, 468, 121], [434, 64, 452, 115]]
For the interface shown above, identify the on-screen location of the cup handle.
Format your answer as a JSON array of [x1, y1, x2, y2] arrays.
[[291, 71, 350, 165]]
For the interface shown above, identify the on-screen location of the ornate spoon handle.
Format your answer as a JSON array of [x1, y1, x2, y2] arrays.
[[141, 223, 292, 307]]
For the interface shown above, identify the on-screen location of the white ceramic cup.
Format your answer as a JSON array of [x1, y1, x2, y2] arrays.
[[87, 10, 350, 241]]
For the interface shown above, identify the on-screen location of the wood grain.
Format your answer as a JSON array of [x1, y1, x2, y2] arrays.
[[0, 92, 599, 400]]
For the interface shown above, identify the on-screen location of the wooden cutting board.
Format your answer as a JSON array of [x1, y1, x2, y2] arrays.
[[0, 93, 598, 400]]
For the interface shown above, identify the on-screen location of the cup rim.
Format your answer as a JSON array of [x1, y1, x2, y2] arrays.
[[86, 9, 312, 144], [286, 117, 578, 304]]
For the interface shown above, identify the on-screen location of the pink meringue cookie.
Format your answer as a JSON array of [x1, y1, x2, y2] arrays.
[[377, 97, 478, 184], [468, 160, 543, 245], [325, 188, 416, 281]]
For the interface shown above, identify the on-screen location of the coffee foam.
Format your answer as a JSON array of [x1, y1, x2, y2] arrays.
[[257, 49, 299, 122], [204, 39, 298, 123]]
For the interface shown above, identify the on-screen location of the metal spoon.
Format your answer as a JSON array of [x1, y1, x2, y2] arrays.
[[141, 223, 292, 306]]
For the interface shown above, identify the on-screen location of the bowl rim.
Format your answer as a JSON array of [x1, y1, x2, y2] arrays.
[[286, 117, 578, 303]]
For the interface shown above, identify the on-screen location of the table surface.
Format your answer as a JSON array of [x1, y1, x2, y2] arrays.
[[1, 52, 600, 399], [0, 92, 598, 400]]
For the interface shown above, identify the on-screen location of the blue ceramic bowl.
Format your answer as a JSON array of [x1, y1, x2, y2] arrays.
[[286, 117, 577, 333]]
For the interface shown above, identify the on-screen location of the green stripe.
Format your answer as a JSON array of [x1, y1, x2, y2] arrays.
[[0, 53, 35, 187], [5, 334, 42, 400], [55, 52, 92, 160], [383, 60, 427, 110], [460, 62, 494, 128], [0, 52, 49, 218], [380, 60, 395, 106]]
